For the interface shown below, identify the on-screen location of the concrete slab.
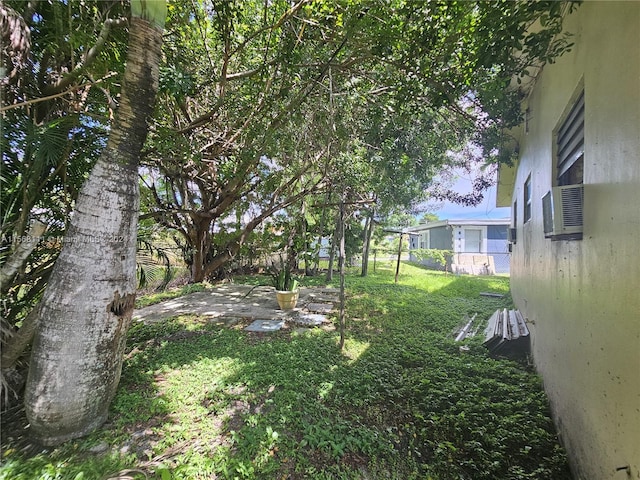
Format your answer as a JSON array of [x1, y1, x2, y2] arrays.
[[305, 288, 339, 301], [306, 302, 334, 313], [320, 288, 340, 294], [133, 285, 338, 327], [294, 313, 329, 326], [134, 290, 287, 323], [244, 319, 285, 332]]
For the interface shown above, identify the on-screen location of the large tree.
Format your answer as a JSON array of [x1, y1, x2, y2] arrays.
[[23, 0, 166, 445], [140, 0, 349, 282], [141, 0, 575, 280]]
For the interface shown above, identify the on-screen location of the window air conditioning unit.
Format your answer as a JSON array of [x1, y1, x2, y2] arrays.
[[542, 185, 584, 238], [507, 227, 517, 243]]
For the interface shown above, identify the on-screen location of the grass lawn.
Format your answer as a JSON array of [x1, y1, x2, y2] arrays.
[[1, 263, 572, 479]]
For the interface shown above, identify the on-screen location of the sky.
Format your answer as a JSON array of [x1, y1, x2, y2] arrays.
[[423, 168, 511, 221]]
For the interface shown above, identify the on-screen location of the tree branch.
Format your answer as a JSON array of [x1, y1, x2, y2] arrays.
[[43, 17, 127, 95], [0, 72, 117, 113], [0, 221, 47, 292], [1, 304, 40, 369]]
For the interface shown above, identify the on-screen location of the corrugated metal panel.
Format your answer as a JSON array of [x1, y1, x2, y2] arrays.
[[483, 309, 530, 357]]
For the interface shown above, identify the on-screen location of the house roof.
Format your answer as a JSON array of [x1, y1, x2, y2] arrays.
[[405, 218, 511, 233]]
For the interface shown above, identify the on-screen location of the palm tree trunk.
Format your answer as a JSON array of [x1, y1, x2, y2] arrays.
[[25, 3, 165, 446]]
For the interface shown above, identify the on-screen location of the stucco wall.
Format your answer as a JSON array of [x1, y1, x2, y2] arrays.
[[508, 3, 640, 479]]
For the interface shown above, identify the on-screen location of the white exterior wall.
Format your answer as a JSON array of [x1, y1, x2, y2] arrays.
[[508, 3, 640, 479]]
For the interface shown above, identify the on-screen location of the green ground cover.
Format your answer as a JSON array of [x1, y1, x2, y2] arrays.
[[134, 282, 210, 308], [1, 263, 571, 479]]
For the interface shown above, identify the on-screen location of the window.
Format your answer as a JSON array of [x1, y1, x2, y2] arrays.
[[509, 200, 518, 244], [557, 90, 584, 186], [420, 232, 429, 249], [523, 175, 532, 222], [542, 89, 585, 240], [464, 229, 482, 253]]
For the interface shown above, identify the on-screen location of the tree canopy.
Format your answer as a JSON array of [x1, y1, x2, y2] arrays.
[[137, 0, 574, 280]]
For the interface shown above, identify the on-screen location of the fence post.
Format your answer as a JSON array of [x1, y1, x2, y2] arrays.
[[395, 234, 403, 284]]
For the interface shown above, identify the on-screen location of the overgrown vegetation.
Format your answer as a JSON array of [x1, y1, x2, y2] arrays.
[[1, 264, 570, 479], [410, 248, 453, 271]]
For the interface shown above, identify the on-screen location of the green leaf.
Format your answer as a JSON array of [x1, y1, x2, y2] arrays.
[[155, 463, 172, 480]]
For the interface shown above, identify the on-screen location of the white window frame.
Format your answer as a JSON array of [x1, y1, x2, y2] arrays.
[[523, 175, 532, 223], [419, 231, 430, 249], [462, 227, 486, 253]]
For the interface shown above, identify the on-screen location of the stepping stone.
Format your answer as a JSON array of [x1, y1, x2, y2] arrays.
[[244, 319, 285, 332], [307, 302, 334, 313], [292, 327, 313, 335], [294, 313, 329, 326], [307, 291, 339, 301], [320, 288, 340, 294]]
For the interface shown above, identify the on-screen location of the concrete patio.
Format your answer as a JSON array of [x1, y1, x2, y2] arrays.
[[133, 284, 340, 332]]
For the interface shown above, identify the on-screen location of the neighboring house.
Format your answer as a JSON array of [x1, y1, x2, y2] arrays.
[[407, 218, 510, 274], [496, 3, 640, 479]]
